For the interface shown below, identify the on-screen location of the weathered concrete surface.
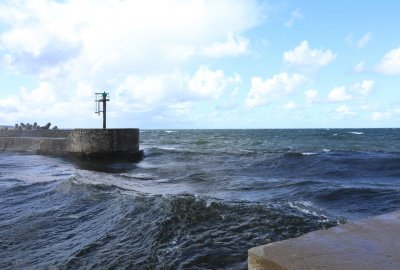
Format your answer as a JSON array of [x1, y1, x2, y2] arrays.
[[0, 130, 71, 154], [0, 129, 142, 160], [67, 129, 140, 159], [248, 210, 400, 270], [0, 129, 71, 138], [0, 136, 67, 155]]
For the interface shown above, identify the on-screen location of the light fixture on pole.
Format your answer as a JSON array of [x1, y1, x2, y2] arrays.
[[95, 92, 110, 129]]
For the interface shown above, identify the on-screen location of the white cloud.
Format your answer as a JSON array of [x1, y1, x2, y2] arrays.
[[245, 72, 306, 108], [115, 74, 171, 112], [2, 53, 16, 72], [164, 44, 196, 61], [304, 89, 319, 105], [335, 105, 355, 116], [20, 81, 57, 104], [283, 101, 297, 110], [375, 47, 400, 75], [0, 79, 94, 125], [0, 65, 241, 126], [165, 102, 194, 118], [113, 65, 240, 114], [345, 32, 372, 49], [284, 8, 303, 27], [357, 32, 372, 49], [328, 87, 352, 102], [371, 111, 392, 121], [352, 80, 374, 96], [0, 0, 262, 126], [0, 0, 262, 73], [201, 33, 249, 58], [360, 102, 375, 112], [283, 40, 336, 70], [353, 61, 365, 73], [188, 65, 241, 99], [0, 96, 20, 122]]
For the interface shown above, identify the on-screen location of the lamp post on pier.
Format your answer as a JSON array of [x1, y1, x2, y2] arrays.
[[95, 92, 110, 129]]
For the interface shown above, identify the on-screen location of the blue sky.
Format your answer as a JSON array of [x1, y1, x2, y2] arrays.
[[0, 0, 400, 129]]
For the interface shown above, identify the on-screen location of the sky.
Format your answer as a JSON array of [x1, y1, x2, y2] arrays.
[[0, 0, 400, 129]]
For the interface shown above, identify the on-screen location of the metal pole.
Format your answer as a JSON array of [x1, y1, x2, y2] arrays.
[[103, 98, 106, 129]]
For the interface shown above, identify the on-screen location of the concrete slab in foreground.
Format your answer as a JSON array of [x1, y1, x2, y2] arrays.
[[248, 210, 400, 270]]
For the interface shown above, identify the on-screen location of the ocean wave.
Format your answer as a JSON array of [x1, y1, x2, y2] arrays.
[[195, 139, 209, 145], [283, 151, 318, 157], [348, 131, 364, 135], [156, 146, 180, 151], [2, 129, 400, 269], [38, 192, 342, 269], [103, 193, 341, 269], [119, 172, 155, 180], [53, 171, 192, 197], [0, 178, 27, 189], [143, 146, 182, 157], [312, 186, 400, 219], [136, 160, 160, 169], [316, 187, 393, 201], [0, 180, 57, 211], [302, 152, 317, 156], [53, 173, 146, 198], [237, 149, 256, 154], [288, 200, 328, 219], [283, 151, 305, 158]]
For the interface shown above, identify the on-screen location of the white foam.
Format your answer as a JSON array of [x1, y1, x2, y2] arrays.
[[302, 152, 317, 156], [238, 149, 255, 153], [120, 172, 154, 180], [137, 161, 159, 169], [289, 200, 327, 218], [348, 131, 364, 135], [158, 146, 178, 151]]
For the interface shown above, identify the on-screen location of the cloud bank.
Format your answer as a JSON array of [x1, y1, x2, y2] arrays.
[[0, 0, 263, 127]]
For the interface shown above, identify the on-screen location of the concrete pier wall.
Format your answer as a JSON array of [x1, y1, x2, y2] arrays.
[[0, 129, 71, 154], [0, 128, 142, 160], [248, 210, 400, 270], [67, 129, 140, 158], [0, 136, 67, 155], [0, 129, 71, 138]]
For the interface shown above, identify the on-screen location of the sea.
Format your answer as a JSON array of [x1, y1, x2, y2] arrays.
[[1, 129, 400, 269]]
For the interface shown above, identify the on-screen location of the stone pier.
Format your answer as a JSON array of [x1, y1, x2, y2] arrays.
[[248, 210, 400, 270], [0, 128, 142, 160]]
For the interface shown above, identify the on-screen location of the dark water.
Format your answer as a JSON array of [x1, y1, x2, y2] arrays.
[[1, 129, 400, 269]]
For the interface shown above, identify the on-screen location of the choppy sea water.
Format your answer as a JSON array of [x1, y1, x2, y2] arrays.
[[1, 129, 400, 269]]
